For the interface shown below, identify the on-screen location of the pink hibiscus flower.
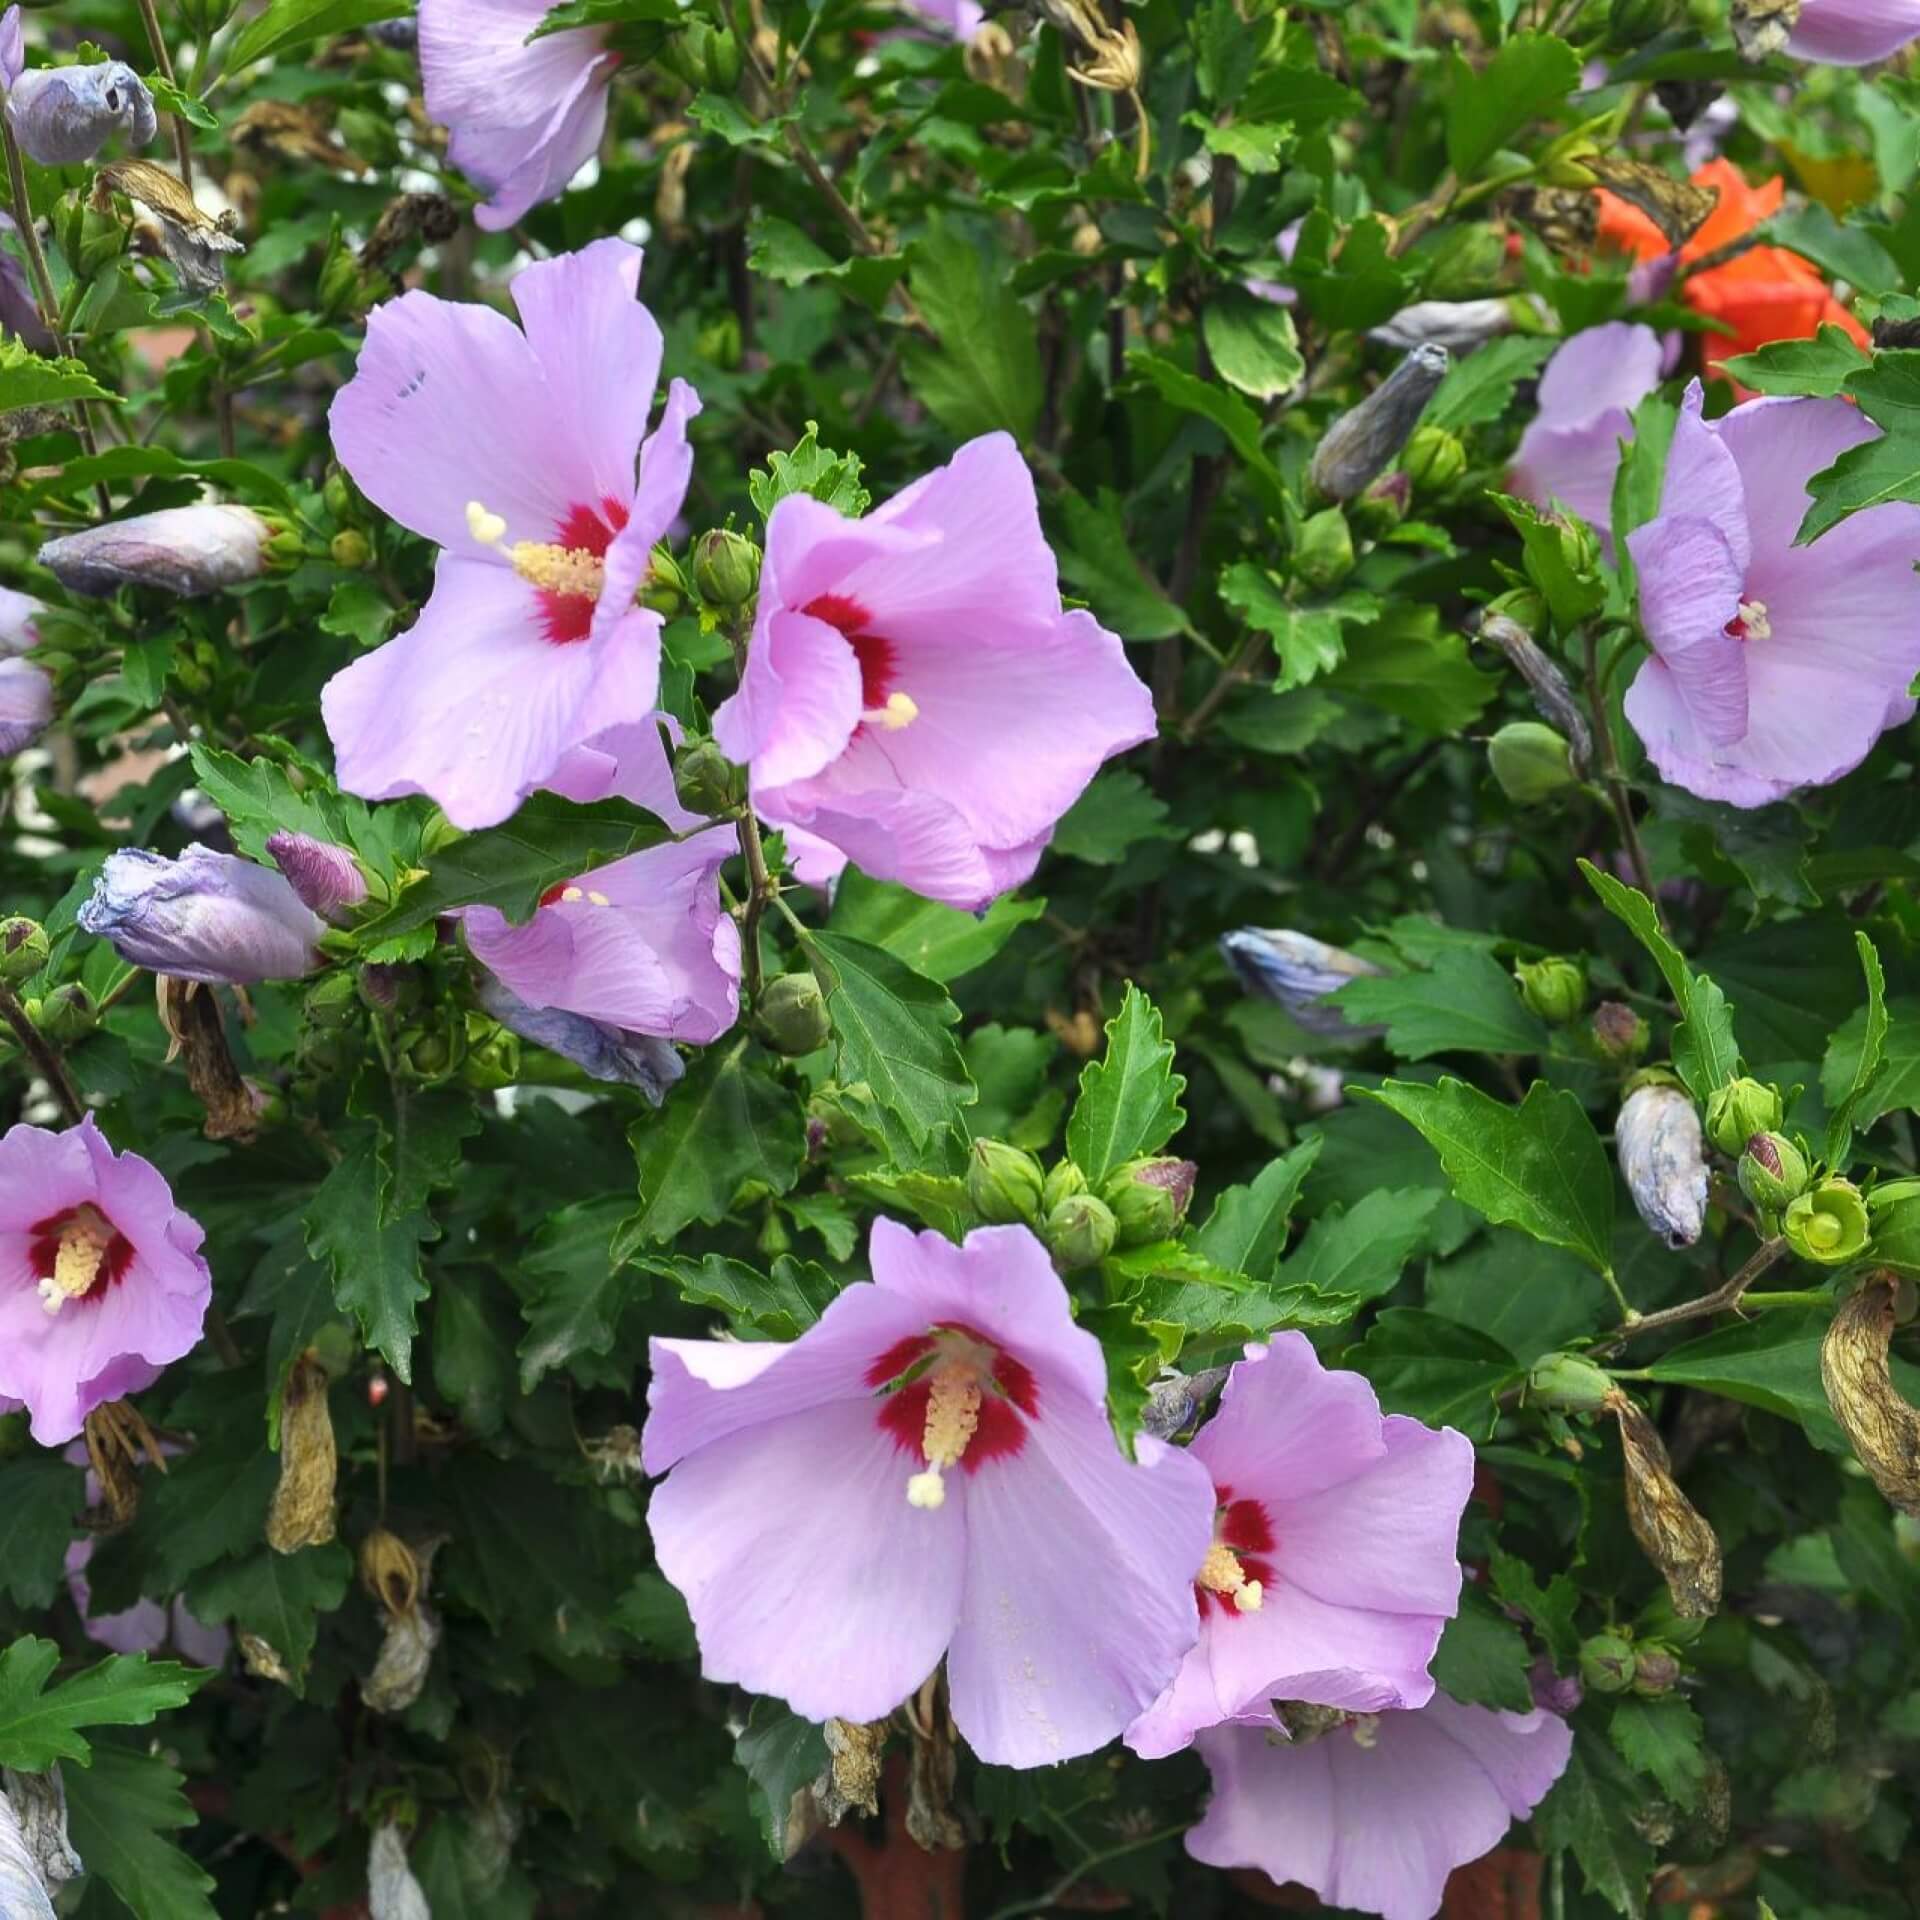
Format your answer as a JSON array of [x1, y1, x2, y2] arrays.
[[0, 1116, 211, 1446], [1789, 0, 1920, 63], [323, 239, 697, 830], [710, 434, 1157, 910], [643, 1218, 1215, 1768]]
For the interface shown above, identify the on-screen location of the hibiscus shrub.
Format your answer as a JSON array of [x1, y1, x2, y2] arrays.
[[7, 0, 1920, 1917]]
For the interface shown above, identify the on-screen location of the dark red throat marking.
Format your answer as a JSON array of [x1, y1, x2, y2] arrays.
[[538, 495, 631, 646], [801, 594, 896, 708], [28, 1210, 134, 1304]]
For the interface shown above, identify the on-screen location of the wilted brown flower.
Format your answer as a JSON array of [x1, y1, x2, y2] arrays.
[[92, 160, 244, 295], [1607, 1388, 1723, 1617], [1731, 0, 1802, 60], [1821, 1273, 1920, 1517], [266, 1353, 337, 1554], [1581, 154, 1719, 250]]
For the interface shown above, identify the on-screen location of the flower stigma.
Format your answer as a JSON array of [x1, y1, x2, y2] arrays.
[[465, 499, 607, 603], [1196, 1541, 1264, 1613], [1726, 598, 1771, 641], [37, 1205, 116, 1316]]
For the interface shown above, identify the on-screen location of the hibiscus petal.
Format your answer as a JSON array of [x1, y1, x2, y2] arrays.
[[1626, 512, 1749, 748], [596, 378, 701, 644], [1533, 321, 1666, 430], [1788, 0, 1920, 65], [1192, 1335, 1389, 1500], [735, 609, 863, 790]]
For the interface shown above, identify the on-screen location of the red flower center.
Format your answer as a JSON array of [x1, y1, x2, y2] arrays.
[[868, 1322, 1038, 1501], [535, 496, 630, 646], [1197, 1486, 1277, 1619], [28, 1203, 133, 1312], [802, 594, 917, 731]]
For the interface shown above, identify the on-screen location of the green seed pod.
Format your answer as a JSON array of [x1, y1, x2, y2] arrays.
[[968, 1138, 1046, 1227], [1292, 507, 1355, 591], [1043, 1193, 1117, 1271], [1489, 721, 1577, 805], [1527, 1351, 1614, 1415], [0, 916, 49, 985], [1579, 1632, 1637, 1694], [692, 528, 762, 609], [1737, 1131, 1811, 1212], [1100, 1156, 1198, 1248], [1041, 1160, 1087, 1213], [1704, 1076, 1783, 1157], [757, 971, 831, 1057], [1402, 424, 1468, 494], [704, 24, 744, 90], [323, 466, 364, 526], [1784, 1178, 1872, 1267], [36, 984, 93, 1043], [672, 737, 745, 818], [303, 971, 363, 1031], [1514, 955, 1586, 1026]]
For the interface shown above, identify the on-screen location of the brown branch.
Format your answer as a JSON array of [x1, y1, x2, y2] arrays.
[[1584, 626, 1659, 911], [1593, 1237, 1790, 1355], [132, 0, 196, 188]]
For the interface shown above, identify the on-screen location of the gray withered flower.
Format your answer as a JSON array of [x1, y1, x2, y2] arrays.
[[1616, 1080, 1709, 1249], [5, 62, 155, 167], [38, 503, 271, 598], [1307, 343, 1450, 502]]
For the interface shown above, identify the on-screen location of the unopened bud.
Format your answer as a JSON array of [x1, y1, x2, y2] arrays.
[[461, 1014, 521, 1089], [266, 1352, 337, 1554], [266, 831, 368, 923], [672, 738, 743, 817], [1529, 1655, 1583, 1714], [757, 970, 830, 1057], [1591, 1001, 1650, 1065], [70, 198, 127, 277], [1489, 721, 1578, 804], [703, 24, 743, 89], [1478, 613, 1594, 773], [329, 530, 372, 570], [1738, 1131, 1810, 1212], [1784, 1178, 1871, 1267], [1515, 955, 1586, 1026], [0, 915, 47, 984], [1350, 470, 1410, 538], [35, 982, 92, 1043], [1101, 1156, 1198, 1247], [1579, 1631, 1637, 1693], [1528, 1351, 1614, 1414], [1618, 1080, 1708, 1250], [1307, 343, 1450, 502], [39, 504, 273, 599], [404, 1021, 465, 1080], [1823, 1275, 1920, 1516], [1041, 1160, 1087, 1213], [1044, 1192, 1117, 1271], [5, 62, 156, 167], [1631, 1646, 1682, 1695], [1402, 424, 1467, 495], [969, 1138, 1046, 1227], [1607, 1386, 1723, 1617], [1293, 507, 1355, 590], [691, 528, 761, 609], [303, 970, 362, 1032], [1704, 1076, 1782, 1157]]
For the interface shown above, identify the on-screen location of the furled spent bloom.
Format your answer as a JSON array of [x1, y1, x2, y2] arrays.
[[1597, 161, 1869, 382], [78, 845, 325, 985], [1509, 322, 1665, 551], [1617, 1080, 1708, 1250], [0, 1116, 212, 1445], [710, 433, 1155, 911], [645, 1218, 1216, 1767], [1624, 381, 1920, 806], [1308, 344, 1450, 503], [1186, 1696, 1574, 1920], [324, 240, 698, 830], [1788, 0, 1920, 64], [475, 975, 684, 1100], [0, 9, 20, 90], [0, 586, 51, 756], [37, 504, 271, 599], [67, 1464, 228, 1665], [0, 213, 49, 349], [4, 61, 156, 167], [265, 831, 368, 923], [901, 0, 987, 32], [418, 0, 617, 231], [1219, 927, 1386, 1041], [1126, 1337, 1473, 1760]]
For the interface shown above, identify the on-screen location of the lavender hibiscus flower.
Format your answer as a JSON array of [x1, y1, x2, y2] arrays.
[[1789, 0, 1920, 63], [644, 1218, 1216, 1767], [0, 586, 52, 755]]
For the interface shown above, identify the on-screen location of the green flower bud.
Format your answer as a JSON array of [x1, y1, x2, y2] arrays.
[[1349, 471, 1410, 539], [663, 18, 718, 88], [1483, 586, 1547, 639], [1737, 1131, 1810, 1212], [673, 737, 744, 817], [1293, 507, 1355, 591], [1044, 1193, 1117, 1271], [358, 963, 422, 1016], [1704, 1076, 1782, 1157], [1101, 1156, 1198, 1247], [316, 230, 370, 319], [303, 971, 363, 1031], [703, 24, 744, 89], [1631, 1645, 1682, 1695], [1609, 0, 1671, 42], [71, 197, 127, 277], [757, 971, 831, 1057], [460, 1015, 522, 1090], [404, 1020, 466, 1081], [0, 916, 49, 985], [696, 312, 744, 372], [1579, 1632, 1637, 1694], [1402, 424, 1467, 494], [1527, 1351, 1614, 1415], [692, 528, 761, 609], [968, 1138, 1046, 1227], [1784, 1178, 1872, 1267], [36, 983, 93, 1043], [1590, 1001, 1650, 1065], [177, 0, 239, 33], [329, 530, 372, 570], [1041, 1160, 1087, 1213], [323, 467, 364, 526], [1488, 721, 1577, 805], [1515, 955, 1586, 1026]]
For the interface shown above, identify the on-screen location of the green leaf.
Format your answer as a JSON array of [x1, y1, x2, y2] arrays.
[[1348, 1306, 1522, 1429], [900, 221, 1042, 441], [1719, 324, 1873, 399], [1191, 1137, 1323, 1281], [354, 797, 668, 948], [1823, 994, 1920, 1134], [187, 740, 415, 885], [1357, 1078, 1615, 1277], [431, 1273, 519, 1436], [0, 1641, 205, 1770], [1425, 334, 1557, 430], [1446, 31, 1582, 178], [1281, 1188, 1442, 1306], [0, 339, 121, 412], [1580, 859, 1739, 1099], [748, 422, 871, 521], [828, 867, 1043, 984], [302, 1127, 433, 1381], [611, 1571, 697, 1661], [1326, 605, 1499, 733], [1426, 1231, 1614, 1367], [1049, 771, 1177, 865], [1824, 931, 1887, 1167], [844, 1169, 975, 1239], [349, 1071, 481, 1222], [517, 1197, 636, 1392], [1489, 1547, 1582, 1663], [1287, 212, 1413, 334], [636, 1252, 836, 1341], [1332, 950, 1551, 1061], [62, 1743, 217, 1920], [734, 1699, 827, 1860], [623, 1036, 807, 1243], [1643, 1309, 1856, 1450], [1430, 1586, 1534, 1712], [1609, 1696, 1707, 1811], [412, 1814, 538, 1920], [0, 1455, 82, 1610], [1489, 491, 1608, 629], [123, 1404, 279, 1591], [1768, 203, 1903, 298], [1128, 352, 1286, 509], [745, 212, 903, 312], [144, 73, 219, 130], [1535, 1726, 1655, 1918], [803, 932, 976, 1166], [1055, 487, 1191, 641], [1799, 350, 1920, 543], [185, 1545, 352, 1694], [1201, 290, 1305, 400], [1066, 986, 1187, 1184], [1219, 569, 1381, 693], [225, 0, 409, 70]]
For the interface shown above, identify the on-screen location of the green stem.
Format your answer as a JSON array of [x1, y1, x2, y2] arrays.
[[131, 0, 196, 187], [0, 984, 85, 1124]]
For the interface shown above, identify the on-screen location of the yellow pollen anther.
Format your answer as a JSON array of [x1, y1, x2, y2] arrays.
[[559, 886, 585, 903], [921, 1363, 981, 1469], [1736, 598, 1771, 640], [466, 501, 508, 548], [509, 540, 605, 601], [1350, 1714, 1381, 1749], [1197, 1542, 1264, 1612], [37, 1207, 114, 1317], [862, 691, 920, 732], [586, 889, 611, 907]]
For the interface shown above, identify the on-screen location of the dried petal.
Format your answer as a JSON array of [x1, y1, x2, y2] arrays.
[[1607, 1388, 1723, 1617], [1478, 613, 1594, 774], [0, 1779, 58, 1920], [368, 1823, 430, 1920], [1582, 155, 1720, 248], [362, 1605, 440, 1715], [1821, 1273, 1920, 1517], [821, 1718, 887, 1822], [266, 1353, 337, 1553], [1731, 0, 1801, 60]]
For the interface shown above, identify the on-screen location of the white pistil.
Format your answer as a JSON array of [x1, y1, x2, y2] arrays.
[[1736, 598, 1771, 640], [861, 692, 920, 732], [1197, 1541, 1264, 1613], [36, 1208, 114, 1317], [905, 1360, 982, 1510], [465, 501, 604, 600], [1350, 1715, 1381, 1749], [466, 500, 508, 548], [559, 886, 584, 903]]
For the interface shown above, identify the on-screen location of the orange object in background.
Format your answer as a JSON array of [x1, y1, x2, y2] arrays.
[[1596, 158, 1870, 378]]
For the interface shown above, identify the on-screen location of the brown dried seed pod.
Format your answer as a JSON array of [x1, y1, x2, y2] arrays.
[[359, 1526, 423, 1618], [266, 1354, 337, 1554], [1821, 1273, 1920, 1517], [1607, 1388, 1723, 1617], [822, 1718, 887, 1822]]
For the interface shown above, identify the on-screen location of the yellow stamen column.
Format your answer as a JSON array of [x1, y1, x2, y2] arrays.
[[37, 1209, 114, 1316], [905, 1363, 982, 1509], [1197, 1542, 1265, 1613]]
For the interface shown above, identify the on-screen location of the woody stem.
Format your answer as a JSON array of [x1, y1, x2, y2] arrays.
[[0, 984, 85, 1125], [131, 0, 197, 187], [1583, 626, 1660, 915], [736, 808, 772, 1009], [1592, 1237, 1789, 1355]]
